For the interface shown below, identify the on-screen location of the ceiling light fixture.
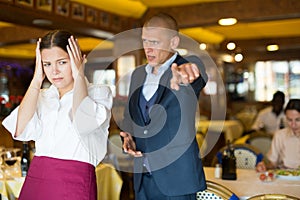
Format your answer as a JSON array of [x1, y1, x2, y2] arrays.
[[226, 42, 236, 50], [221, 53, 234, 63], [266, 44, 279, 51], [32, 19, 53, 26], [218, 18, 237, 26], [234, 53, 243, 62], [199, 43, 207, 50]]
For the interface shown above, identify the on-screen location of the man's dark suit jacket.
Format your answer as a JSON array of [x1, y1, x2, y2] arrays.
[[121, 54, 207, 196]]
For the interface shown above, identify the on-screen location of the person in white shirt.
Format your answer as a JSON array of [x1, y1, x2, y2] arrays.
[[251, 91, 285, 135], [256, 99, 300, 172], [2, 30, 112, 200]]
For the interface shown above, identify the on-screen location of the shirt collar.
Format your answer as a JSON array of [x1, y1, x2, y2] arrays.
[[42, 77, 89, 98], [43, 84, 73, 99], [145, 52, 178, 75]]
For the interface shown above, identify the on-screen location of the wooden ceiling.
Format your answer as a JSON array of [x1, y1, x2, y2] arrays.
[[0, 0, 300, 62]]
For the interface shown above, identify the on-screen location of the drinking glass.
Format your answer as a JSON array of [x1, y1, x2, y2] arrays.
[[2, 148, 21, 179], [0, 151, 4, 179]]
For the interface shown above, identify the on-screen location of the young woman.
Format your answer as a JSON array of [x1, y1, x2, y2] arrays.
[[256, 99, 300, 172], [2, 30, 112, 200]]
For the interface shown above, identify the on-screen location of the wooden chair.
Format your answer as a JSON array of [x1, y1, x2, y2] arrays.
[[106, 133, 134, 172], [212, 143, 263, 169], [105, 133, 134, 199], [196, 181, 239, 200], [247, 193, 299, 200]]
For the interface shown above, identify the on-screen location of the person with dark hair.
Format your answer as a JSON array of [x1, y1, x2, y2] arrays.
[[120, 13, 207, 199], [2, 30, 112, 200], [256, 99, 300, 172], [251, 91, 286, 135]]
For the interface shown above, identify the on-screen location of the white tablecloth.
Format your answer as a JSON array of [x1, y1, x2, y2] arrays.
[[197, 120, 244, 142], [0, 177, 24, 200], [204, 167, 300, 199]]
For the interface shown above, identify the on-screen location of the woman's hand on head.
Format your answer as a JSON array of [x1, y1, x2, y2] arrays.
[[67, 36, 85, 80], [33, 38, 45, 85]]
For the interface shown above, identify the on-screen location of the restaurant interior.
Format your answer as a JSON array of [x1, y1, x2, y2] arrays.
[[1, 0, 300, 199]]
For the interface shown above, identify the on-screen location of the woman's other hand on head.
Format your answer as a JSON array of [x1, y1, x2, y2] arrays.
[[67, 36, 85, 80]]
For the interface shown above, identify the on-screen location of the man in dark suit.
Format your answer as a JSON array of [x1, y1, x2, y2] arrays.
[[120, 13, 207, 199]]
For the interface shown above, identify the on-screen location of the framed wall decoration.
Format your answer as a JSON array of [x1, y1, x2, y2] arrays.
[[86, 8, 98, 24], [111, 16, 121, 31], [0, 0, 14, 3], [99, 11, 110, 27], [55, 0, 69, 16], [71, 2, 85, 20], [16, 0, 33, 7], [37, 0, 52, 11]]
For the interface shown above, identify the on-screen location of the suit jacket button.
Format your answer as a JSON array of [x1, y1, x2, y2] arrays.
[[144, 130, 148, 134]]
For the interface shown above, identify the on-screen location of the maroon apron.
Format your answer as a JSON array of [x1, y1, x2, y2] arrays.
[[19, 156, 97, 200]]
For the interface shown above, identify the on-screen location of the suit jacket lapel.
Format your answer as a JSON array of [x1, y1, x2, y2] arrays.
[[155, 54, 182, 104], [130, 67, 147, 126], [132, 54, 181, 120], [155, 67, 171, 104]]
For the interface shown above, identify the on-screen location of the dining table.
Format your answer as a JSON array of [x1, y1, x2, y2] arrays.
[[0, 162, 123, 200], [197, 120, 244, 142], [204, 167, 300, 199]]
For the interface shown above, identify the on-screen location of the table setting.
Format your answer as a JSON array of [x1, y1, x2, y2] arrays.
[[0, 147, 24, 200], [204, 167, 300, 199], [197, 120, 244, 142]]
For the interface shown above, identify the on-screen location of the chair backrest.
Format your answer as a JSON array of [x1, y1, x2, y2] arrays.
[[108, 134, 125, 158], [196, 181, 239, 200], [247, 194, 299, 200], [212, 143, 263, 169], [235, 110, 257, 132], [246, 131, 273, 157], [106, 134, 134, 172]]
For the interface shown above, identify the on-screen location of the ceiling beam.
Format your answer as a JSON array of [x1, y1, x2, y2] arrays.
[[143, 0, 300, 28], [240, 49, 300, 63], [0, 2, 140, 39], [218, 36, 300, 62], [220, 36, 300, 51], [0, 25, 49, 44]]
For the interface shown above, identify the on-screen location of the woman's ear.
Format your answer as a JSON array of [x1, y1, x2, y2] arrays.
[[170, 35, 180, 49]]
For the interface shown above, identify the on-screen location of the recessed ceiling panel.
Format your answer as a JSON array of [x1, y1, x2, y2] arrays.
[[207, 19, 300, 40]]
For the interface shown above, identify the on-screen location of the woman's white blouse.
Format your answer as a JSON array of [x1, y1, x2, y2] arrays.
[[2, 84, 113, 166]]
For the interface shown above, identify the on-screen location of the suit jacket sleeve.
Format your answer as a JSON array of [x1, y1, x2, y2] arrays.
[[183, 55, 208, 96]]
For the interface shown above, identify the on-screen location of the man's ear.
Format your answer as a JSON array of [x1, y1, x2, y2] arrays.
[[170, 35, 180, 49]]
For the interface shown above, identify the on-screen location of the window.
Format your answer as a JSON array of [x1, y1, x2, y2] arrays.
[[93, 69, 116, 97], [254, 60, 300, 101], [117, 55, 135, 96]]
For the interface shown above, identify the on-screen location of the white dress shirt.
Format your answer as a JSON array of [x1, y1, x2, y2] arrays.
[[141, 53, 177, 173], [251, 106, 285, 135], [267, 128, 300, 169], [142, 53, 177, 101], [2, 83, 113, 166]]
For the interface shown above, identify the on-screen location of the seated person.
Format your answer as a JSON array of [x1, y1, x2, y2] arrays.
[[251, 91, 285, 135], [256, 99, 300, 172]]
